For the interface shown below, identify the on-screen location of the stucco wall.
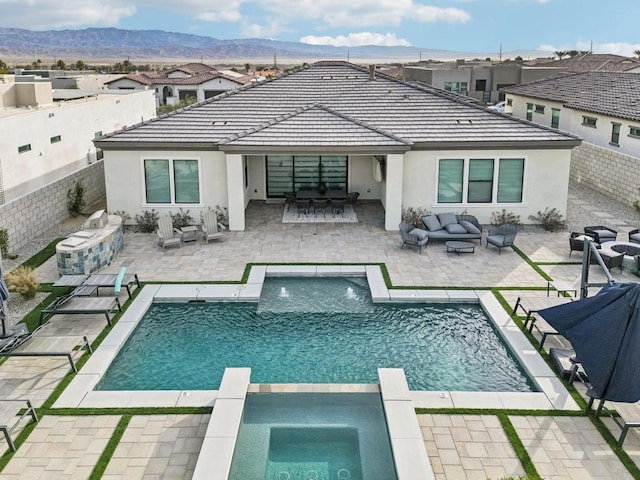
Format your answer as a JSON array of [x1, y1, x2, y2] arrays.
[[0, 161, 105, 253], [103, 149, 228, 222], [401, 148, 572, 225], [571, 142, 640, 207]]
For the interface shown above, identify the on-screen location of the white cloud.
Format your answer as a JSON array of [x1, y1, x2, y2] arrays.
[[0, 0, 136, 29], [300, 32, 411, 47], [242, 19, 290, 38], [412, 5, 471, 23]]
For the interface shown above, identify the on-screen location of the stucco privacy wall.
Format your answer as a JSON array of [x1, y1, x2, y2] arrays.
[[0, 161, 105, 253], [571, 142, 640, 207], [401, 148, 572, 224]]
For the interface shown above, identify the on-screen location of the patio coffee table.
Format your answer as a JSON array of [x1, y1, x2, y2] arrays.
[[181, 226, 199, 243], [446, 241, 476, 255]]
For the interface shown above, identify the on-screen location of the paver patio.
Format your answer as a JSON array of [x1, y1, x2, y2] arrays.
[[1, 195, 639, 479]]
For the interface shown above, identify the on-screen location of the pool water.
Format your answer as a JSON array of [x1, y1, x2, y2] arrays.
[[229, 393, 396, 480], [96, 277, 535, 391]]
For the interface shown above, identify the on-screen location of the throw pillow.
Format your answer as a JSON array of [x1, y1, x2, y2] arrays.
[[409, 228, 429, 241], [437, 212, 457, 227], [444, 223, 467, 234], [460, 220, 481, 235], [422, 215, 442, 232]]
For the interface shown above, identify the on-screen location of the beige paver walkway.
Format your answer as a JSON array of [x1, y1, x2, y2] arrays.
[[102, 414, 209, 480], [5, 193, 640, 479]]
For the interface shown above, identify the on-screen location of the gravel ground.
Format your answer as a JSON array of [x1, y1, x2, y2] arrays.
[[2, 182, 639, 327]]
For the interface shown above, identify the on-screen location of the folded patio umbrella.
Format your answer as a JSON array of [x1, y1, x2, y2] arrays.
[[538, 282, 640, 403], [0, 252, 11, 338]]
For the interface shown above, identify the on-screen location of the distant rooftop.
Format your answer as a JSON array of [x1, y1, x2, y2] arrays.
[[502, 71, 640, 122], [97, 61, 579, 151], [106, 63, 253, 87], [526, 53, 640, 73]]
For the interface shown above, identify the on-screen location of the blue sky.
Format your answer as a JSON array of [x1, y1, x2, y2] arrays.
[[3, 0, 640, 56]]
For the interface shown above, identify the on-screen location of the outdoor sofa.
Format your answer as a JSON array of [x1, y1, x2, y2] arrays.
[[420, 213, 483, 241]]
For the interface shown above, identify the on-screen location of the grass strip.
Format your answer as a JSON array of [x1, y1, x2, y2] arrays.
[[586, 412, 640, 479], [0, 415, 39, 472], [415, 407, 584, 416], [88, 414, 131, 480], [512, 245, 553, 282], [497, 413, 542, 480], [16, 238, 64, 271]]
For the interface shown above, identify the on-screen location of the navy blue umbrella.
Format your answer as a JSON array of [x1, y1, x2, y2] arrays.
[[0, 252, 10, 337], [539, 282, 640, 403]]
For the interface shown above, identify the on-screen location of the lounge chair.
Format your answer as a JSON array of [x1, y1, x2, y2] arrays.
[[0, 399, 38, 452], [39, 293, 121, 326], [202, 210, 225, 244], [399, 223, 429, 253], [549, 347, 587, 383], [157, 215, 183, 249], [513, 296, 573, 348], [0, 324, 92, 373], [591, 399, 640, 447], [485, 224, 518, 254], [546, 278, 580, 297], [62, 267, 140, 299]]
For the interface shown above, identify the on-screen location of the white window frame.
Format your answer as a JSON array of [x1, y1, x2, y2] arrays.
[[141, 156, 203, 207], [435, 156, 527, 206]]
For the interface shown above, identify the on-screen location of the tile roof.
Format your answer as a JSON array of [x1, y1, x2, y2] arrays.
[[105, 63, 252, 87], [502, 72, 640, 122], [97, 61, 579, 150]]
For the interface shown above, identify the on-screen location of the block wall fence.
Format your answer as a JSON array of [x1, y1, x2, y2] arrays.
[[0, 161, 106, 254], [570, 142, 640, 208]]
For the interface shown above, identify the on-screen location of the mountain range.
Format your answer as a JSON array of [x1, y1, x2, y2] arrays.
[[0, 27, 546, 64]]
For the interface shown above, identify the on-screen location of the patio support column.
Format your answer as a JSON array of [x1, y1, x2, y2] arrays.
[[225, 153, 245, 231], [384, 153, 404, 231]]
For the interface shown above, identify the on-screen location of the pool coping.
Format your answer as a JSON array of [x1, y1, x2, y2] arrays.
[[55, 264, 578, 412]]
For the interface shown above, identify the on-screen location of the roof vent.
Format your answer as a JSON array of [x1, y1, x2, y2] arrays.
[[212, 121, 227, 126]]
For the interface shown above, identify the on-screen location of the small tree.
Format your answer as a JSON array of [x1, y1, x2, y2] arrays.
[[634, 49, 640, 59], [66, 181, 86, 217]]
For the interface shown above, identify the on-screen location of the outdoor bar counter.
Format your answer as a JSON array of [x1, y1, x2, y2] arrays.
[[56, 211, 124, 275]]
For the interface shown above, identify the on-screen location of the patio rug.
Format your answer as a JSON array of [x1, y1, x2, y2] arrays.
[[282, 204, 359, 223]]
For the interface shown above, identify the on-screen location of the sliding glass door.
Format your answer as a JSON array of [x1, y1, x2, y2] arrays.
[[266, 155, 348, 197]]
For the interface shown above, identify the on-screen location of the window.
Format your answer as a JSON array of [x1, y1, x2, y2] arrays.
[[506, 98, 513, 107], [50, 135, 61, 144], [526, 103, 533, 121], [551, 109, 560, 129], [437, 157, 525, 204], [94, 131, 103, 139], [143, 158, 200, 204], [611, 123, 621, 145], [534, 104, 545, 114], [444, 82, 468, 95], [468, 159, 494, 203], [437, 159, 464, 203], [475, 79, 487, 91], [582, 116, 597, 128], [630, 126, 640, 138], [266, 155, 348, 197], [18, 144, 31, 154]]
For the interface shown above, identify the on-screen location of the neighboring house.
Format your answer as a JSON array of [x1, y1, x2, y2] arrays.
[[106, 63, 253, 108], [13, 69, 124, 89], [95, 61, 580, 231], [502, 72, 640, 207], [403, 59, 563, 105], [0, 76, 156, 203], [526, 53, 640, 74]]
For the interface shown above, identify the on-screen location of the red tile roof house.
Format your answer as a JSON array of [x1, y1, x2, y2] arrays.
[[95, 61, 581, 231], [105, 62, 252, 108]]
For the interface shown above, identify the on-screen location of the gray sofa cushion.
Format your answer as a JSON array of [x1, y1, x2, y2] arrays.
[[409, 228, 429, 241], [423, 215, 442, 232], [460, 220, 481, 235], [445, 223, 467, 234], [437, 212, 457, 227]]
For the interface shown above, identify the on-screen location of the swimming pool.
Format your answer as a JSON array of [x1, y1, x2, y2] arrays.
[[96, 277, 535, 392], [228, 393, 397, 480]]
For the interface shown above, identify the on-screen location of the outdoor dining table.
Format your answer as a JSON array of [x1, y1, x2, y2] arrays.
[[295, 189, 347, 200]]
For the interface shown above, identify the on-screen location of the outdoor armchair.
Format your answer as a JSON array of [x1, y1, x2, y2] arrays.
[[584, 225, 617, 244], [156, 215, 182, 249], [569, 231, 598, 257], [629, 228, 640, 244], [485, 224, 518, 254], [399, 222, 429, 253], [202, 210, 225, 244]]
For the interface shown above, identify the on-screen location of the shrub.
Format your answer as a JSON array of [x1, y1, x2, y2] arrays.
[[490, 209, 522, 226], [528, 207, 565, 232], [111, 210, 131, 223], [0, 228, 17, 260], [5, 266, 39, 300], [633, 200, 640, 212], [170, 208, 193, 229], [135, 209, 159, 233], [66, 181, 86, 217], [401, 206, 430, 228], [215, 205, 229, 228]]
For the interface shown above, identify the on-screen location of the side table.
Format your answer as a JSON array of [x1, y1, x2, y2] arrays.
[[181, 225, 199, 243]]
